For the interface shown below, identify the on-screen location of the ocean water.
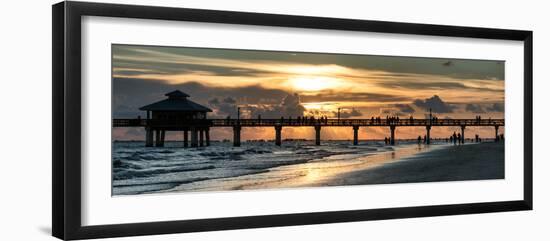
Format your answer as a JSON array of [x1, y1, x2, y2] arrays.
[[112, 140, 442, 195]]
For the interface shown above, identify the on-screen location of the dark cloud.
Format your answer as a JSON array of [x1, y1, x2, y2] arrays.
[[222, 97, 236, 104], [114, 44, 505, 80], [413, 95, 456, 113], [114, 59, 272, 77], [381, 81, 502, 93], [487, 103, 504, 112], [395, 104, 415, 113], [301, 91, 410, 103], [208, 98, 220, 105], [337, 108, 363, 118], [248, 94, 306, 118], [112, 77, 290, 118], [465, 104, 485, 113], [208, 98, 239, 118]]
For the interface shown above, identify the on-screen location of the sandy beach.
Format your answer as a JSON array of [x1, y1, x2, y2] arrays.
[[318, 141, 504, 186], [155, 141, 504, 193]]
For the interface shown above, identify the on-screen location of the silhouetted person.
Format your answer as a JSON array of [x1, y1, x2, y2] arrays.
[[452, 132, 457, 145], [417, 135, 422, 144], [457, 133, 462, 144]]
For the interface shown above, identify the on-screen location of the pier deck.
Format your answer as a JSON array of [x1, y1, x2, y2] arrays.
[[112, 118, 504, 147]]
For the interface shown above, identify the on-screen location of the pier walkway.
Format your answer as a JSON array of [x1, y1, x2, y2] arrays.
[[113, 118, 504, 147]]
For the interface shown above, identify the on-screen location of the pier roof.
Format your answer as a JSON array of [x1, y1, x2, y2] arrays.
[[139, 90, 212, 112]]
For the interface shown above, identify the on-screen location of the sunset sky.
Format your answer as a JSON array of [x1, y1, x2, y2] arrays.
[[112, 44, 505, 141]]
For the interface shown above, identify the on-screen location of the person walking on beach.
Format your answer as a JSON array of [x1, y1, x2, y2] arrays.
[[452, 132, 457, 145], [457, 133, 462, 145], [417, 135, 422, 144]]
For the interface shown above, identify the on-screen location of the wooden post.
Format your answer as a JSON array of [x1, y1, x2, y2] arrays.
[[199, 128, 204, 147], [205, 128, 210, 146], [353, 125, 359, 145], [495, 125, 499, 142], [315, 125, 321, 146], [191, 127, 198, 147], [155, 129, 161, 147], [233, 125, 241, 147], [160, 130, 165, 147], [390, 125, 396, 145], [275, 125, 282, 146], [426, 125, 431, 145], [461, 125, 466, 144], [183, 129, 188, 147], [145, 127, 153, 147]]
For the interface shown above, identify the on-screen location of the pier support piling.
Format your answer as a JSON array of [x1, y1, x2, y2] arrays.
[[191, 127, 198, 147], [205, 128, 210, 146], [145, 127, 153, 147], [233, 125, 241, 147], [183, 129, 188, 147], [353, 125, 359, 145], [199, 129, 204, 147], [155, 129, 161, 147], [315, 125, 321, 146], [426, 126, 431, 145], [160, 130, 165, 147], [390, 125, 396, 145], [495, 125, 500, 142], [275, 125, 282, 146], [461, 125, 466, 144]]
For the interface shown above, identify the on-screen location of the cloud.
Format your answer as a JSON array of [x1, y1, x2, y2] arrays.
[[112, 77, 290, 118], [222, 97, 236, 104], [301, 91, 411, 103], [338, 108, 363, 118], [208, 97, 239, 118], [395, 104, 415, 113], [207, 93, 306, 119], [465, 104, 485, 113], [113, 44, 505, 81], [380, 80, 502, 93], [208, 98, 220, 105], [249, 94, 306, 118], [487, 103, 504, 112], [280, 93, 307, 117], [413, 95, 455, 113]]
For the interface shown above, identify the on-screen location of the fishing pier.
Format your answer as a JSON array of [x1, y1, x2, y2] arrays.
[[113, 90, 505, 147]]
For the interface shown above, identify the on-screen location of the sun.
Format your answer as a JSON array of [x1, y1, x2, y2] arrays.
[[289, 76, 341, 92]]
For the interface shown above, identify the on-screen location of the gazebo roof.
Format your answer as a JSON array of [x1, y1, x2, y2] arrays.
[[139, 90, 212, 112], [165, 90, 190, 98]]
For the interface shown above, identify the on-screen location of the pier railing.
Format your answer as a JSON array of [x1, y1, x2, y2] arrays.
[[113, 118, 504, 127]]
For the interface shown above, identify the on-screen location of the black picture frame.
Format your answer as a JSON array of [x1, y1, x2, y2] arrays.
[[52, 1, 533, 240]]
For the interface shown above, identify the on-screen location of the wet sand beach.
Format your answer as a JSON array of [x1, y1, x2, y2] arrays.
[[319, 141, 504, 186], [159, 141, 504, 193]]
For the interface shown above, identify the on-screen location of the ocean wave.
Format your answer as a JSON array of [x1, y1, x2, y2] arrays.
[[114, 165, 215, 180]]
